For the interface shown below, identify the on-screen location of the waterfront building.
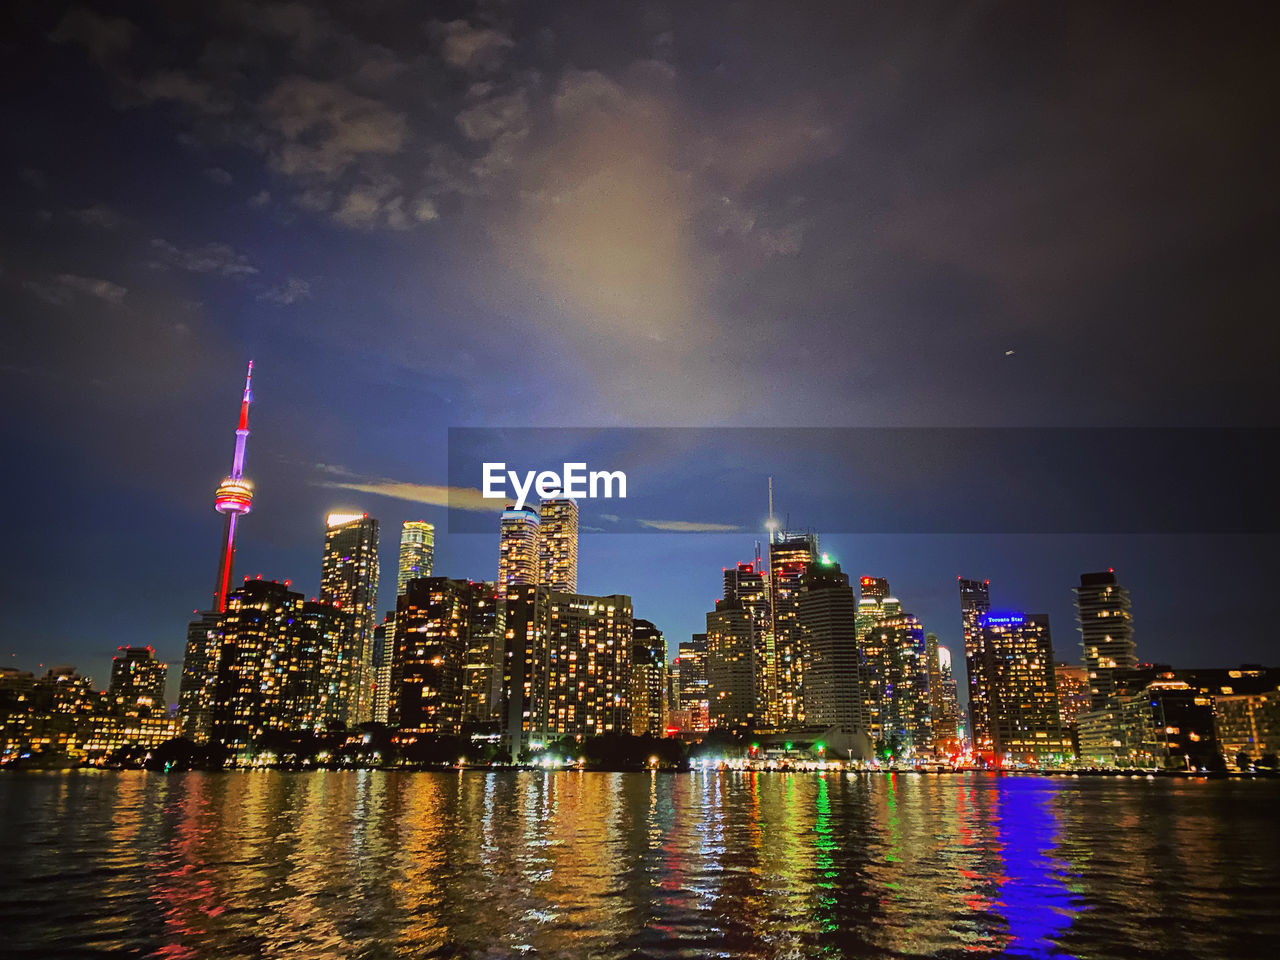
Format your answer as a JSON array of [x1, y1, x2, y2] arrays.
[[706, 597, 757, 733], [543, 592, 633, 737], [296, 600, 353, 729], [391, 578, 474, 735], [1055, 661, 1091, 754], [796, 560, 868, 749], [865, 611, 932, 757], [1216, 692, 1280, 767], [210, 579, 312, 757], [109, 646, 166, 718], [630, 619, 668, 737], [933, 644, 963, 752], [500, 586, 633, 751], [1075, 570, 1137, 708], [724, 560, 773, 728], [462, 581, 503, 726], [320, 513, 380, 724], [769, 530, 818, 726], [1078, 679, 1218, 769], [958, 577, 993, 753], [675, 634, 710, 733], [970, 611, 1071, 763], [371, 613, 394, 724]]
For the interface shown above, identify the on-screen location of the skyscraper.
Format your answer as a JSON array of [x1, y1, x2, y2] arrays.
[[390, 578, 470, 735], [300, 599, 353, 729], [501, 582, 549, 757], [1054, 661, 1091, 743], [865, 611, 932, 757], [769, 530, 817, 726], [543, 592, 633, 737], [178, 610, 222, 742], [109, 646, 167, 718], [796, 559, 866, 746], [210, 578, 310, 757], [958, 577, 993, 753], [706, 596, 756, 733], [371, 613, 394, 725], [630, 619, 668, 737], [855, 577, 895, 746], [1075, 570, 1137, 708], [461, 581, 503, 726], [724, 561, 772, 728], [676, 634, 710, 733], [498, 506, 540, 598], [934, 644, 963, 751], [539, 498, 579, 592], [320, 513, 380, 725], [397, 521, 435, 597], [971, 611, 1070, 763]]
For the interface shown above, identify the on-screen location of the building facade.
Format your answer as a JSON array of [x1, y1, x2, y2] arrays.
[[971, 611, 1070, 763], [959, 577, 994, 753], [320, 513, 380, 724], [538, 498, 579, 592], [706, 598, 756, 733], [796, 560, 866, 742], [396, 521, 435, 596], [498, 506, 541, 598], [1075, 570, 1137, 708], [769, 531, 817, 726]]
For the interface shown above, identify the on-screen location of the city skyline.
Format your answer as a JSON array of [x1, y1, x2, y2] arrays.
[[3, 1, 1276, 716]]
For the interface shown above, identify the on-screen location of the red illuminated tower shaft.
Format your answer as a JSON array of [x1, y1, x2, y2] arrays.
[[213, 362, 255, 612]]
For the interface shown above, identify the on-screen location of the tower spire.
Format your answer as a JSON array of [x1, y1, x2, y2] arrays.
[[212, 362, 256, 612]]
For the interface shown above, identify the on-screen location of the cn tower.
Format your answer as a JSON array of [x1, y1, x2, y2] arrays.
[[212, 362, 254, 612]]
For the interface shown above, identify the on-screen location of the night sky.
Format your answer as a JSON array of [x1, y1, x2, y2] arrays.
[[2, 2, 1277, 700]]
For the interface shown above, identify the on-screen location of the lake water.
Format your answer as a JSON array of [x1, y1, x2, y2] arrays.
[[1, 771, 1277, 958]]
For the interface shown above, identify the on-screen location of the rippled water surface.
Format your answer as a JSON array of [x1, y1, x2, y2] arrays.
[[1, 771, 1278, 958]]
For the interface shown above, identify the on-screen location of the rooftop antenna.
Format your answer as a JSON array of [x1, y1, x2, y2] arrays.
[[765, 476, 779, 545]]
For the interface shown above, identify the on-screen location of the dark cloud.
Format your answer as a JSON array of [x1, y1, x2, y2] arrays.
[[2, 0, 1277, 685]]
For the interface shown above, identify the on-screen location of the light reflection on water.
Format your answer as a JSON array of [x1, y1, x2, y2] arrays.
[[1, 771, 1278, 959]]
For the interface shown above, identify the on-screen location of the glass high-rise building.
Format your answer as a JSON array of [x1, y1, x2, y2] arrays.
[[390, 578, 471, 735], [397, 521, 435, 597], [461, 581, 503, 726], [959, 577, 993, 753], [706, 597, 757, 733], [320, 513, 380, 725], [769, 530, 817, 726], [499, 586, 633, 751], [498, 506, 540, 598], [538, 498, 578, 592], [724, 561, 772, 727], [934, 644, 963, 751], [865, 611, 932, 757], [178, 610, 222, 742], [630, 619, 668, 737], [210, 579, 308, 757], [543, 592, 633, 737], [1075, 570, 1137, 708], [797, 559, 866, 748], [972, 611, 1071, 763], [676, 634, 710, 732], [109, 646, 167, 718]]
